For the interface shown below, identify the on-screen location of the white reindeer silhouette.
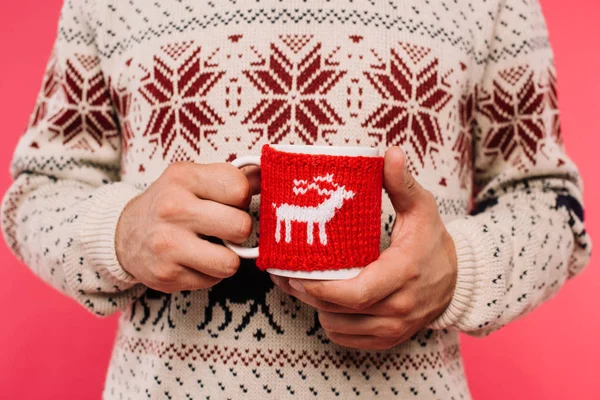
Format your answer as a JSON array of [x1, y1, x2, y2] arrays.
[[273, 174, 355, 245]]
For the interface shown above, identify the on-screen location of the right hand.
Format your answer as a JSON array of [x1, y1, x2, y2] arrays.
[[115, 162, 255, 293]]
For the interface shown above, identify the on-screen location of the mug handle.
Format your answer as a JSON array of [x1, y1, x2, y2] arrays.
[[223, 155, 261, 259]]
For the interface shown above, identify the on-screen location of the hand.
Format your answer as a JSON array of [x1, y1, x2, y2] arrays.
[[271, 147, 458, 350], [116, 162, 256, 293]]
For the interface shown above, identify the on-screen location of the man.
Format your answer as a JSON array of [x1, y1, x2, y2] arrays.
[[2, 0, 590, 398]]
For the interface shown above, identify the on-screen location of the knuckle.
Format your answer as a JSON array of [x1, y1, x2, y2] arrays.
[[405, 171, 417, 193], [235, 213, 253, 242], [221, 252, 241, 277], [405, 264, 421, 281], [148, 230, 174, 254], [381, 320, 405, 338], [230, 176, 250, 206], [351, 299, 369, 311], [153, 264, 179, 284], [167, 161, 191, 177], [391, 296, 414, 315], [157, 197, 182, 219], [216, 163, 251, 206], [318, 313, 334, 332], [163, 162, 185, 183]]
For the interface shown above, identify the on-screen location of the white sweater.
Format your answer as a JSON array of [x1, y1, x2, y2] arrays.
[[1, 0, 591, 398]]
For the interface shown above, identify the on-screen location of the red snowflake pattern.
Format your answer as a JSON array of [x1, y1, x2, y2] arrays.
[[242, 39, 347, 145], [30, 54, 61, 128], [453, 89, 476, 188], [478, 67, 546, 164], [139, 43, 225, 159], [362, 43, 452, 168], [47, 54, 118, 149]]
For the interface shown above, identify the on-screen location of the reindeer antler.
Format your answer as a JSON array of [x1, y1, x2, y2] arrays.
[[293, 174, 338, 196], [313, 174, 335, 184]]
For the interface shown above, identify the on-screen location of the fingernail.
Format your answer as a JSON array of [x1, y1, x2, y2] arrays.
[[289, 279, 306, 293]]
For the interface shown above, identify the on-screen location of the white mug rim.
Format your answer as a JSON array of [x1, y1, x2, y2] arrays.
[[271, 144, 379, 157]]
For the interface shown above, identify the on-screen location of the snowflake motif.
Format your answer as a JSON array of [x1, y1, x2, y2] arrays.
[[30, 54, 61, 128], [452, 88, 476, 189], [362, 43, 452, 170], [47, 55, 118, 149], [546, 65, 561, 143], [242, 40, 347, 145], [139, 44, 225, 159], [478, 68, 546, 164]]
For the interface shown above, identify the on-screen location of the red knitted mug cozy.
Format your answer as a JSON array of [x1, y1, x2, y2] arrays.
[[256, 145, 384, 272]]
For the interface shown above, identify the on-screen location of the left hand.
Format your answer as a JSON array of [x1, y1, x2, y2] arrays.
[[270, 146, 458, 350]]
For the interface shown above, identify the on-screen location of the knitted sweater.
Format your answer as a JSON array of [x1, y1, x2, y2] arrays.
[[2, 0, 591, 399]]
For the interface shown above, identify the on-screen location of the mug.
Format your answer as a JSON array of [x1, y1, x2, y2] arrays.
[[225, 144, 384, 280]]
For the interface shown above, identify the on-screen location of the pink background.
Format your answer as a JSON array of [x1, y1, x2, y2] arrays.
[[0, 1, 597, 398]]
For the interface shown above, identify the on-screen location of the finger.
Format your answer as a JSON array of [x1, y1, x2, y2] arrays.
[[149, 263, 223, 293], [158, 189, 253, 243], [166, 230, 241, 279], [271, 274, 365, 314], [318, 311, 406, 338], [287, 247, 410, 310], [173, 268, 223, 291], [182, 196, 253, 243], [167, 162, 251, 208], [272, 274, 414, 316], [325, 332, 399, 350], [383, 146, 429, 214]]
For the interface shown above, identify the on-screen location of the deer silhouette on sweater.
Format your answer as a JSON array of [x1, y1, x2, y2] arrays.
[[273, 174, 355, 245]]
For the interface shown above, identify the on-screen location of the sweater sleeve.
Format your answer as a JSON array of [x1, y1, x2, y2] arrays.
[[1, 0, 145, 317], [431, 0, 591, 335]]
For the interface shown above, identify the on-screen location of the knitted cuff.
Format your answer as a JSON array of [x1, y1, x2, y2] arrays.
[[74, 182, 142, 284], [429, 219, 483, 330]]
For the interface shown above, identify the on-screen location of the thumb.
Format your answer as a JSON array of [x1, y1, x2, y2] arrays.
[[383, 146, 428, 214]]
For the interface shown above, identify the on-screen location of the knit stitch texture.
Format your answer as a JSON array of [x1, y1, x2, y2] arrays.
[[258, 145, 384, 272]]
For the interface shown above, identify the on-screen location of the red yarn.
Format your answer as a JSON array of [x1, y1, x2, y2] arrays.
[[256, 145, 384, 272]]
